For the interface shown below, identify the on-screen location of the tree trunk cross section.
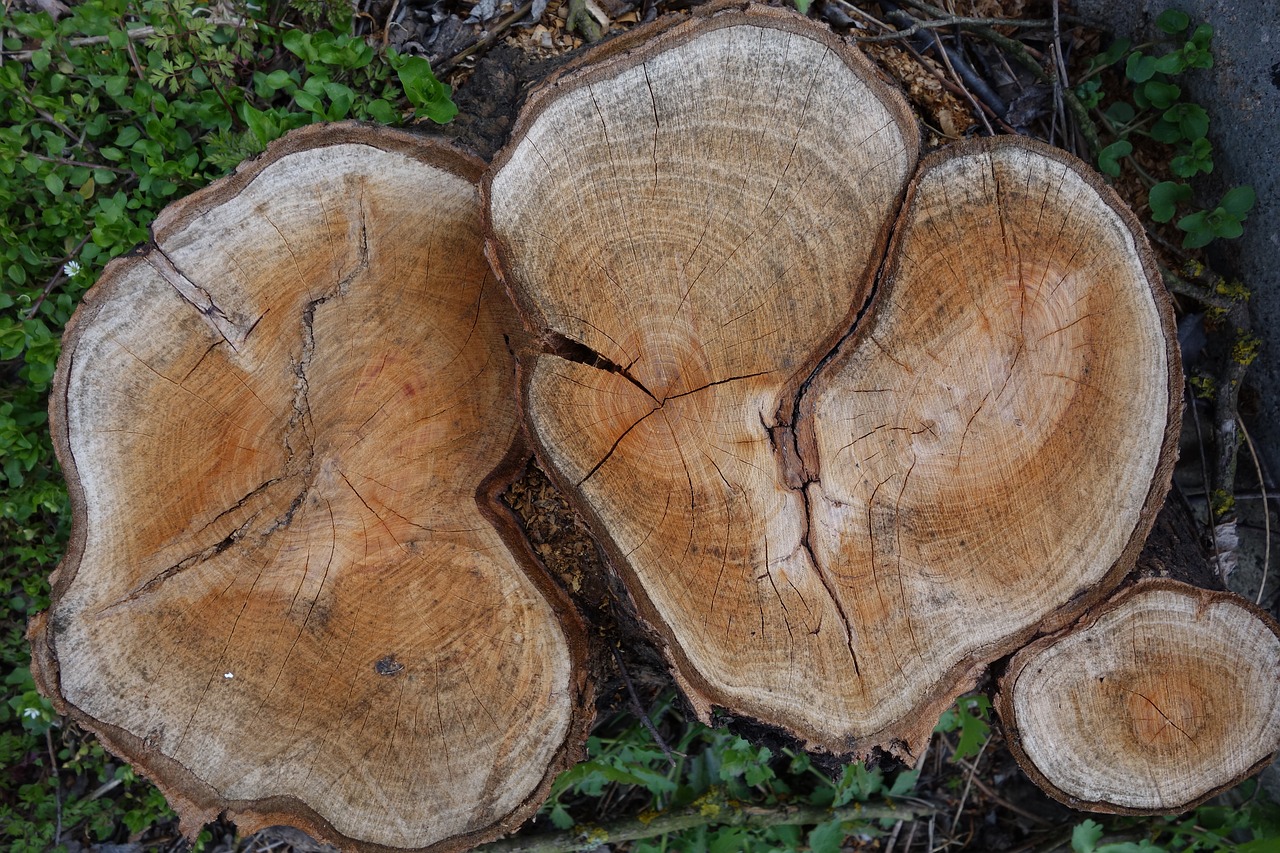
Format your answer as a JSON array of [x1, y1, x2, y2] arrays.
[[31, 125, 592, 852], [486, 4, 1181, 760]]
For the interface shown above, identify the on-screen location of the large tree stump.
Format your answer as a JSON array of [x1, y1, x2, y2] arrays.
[[29, 124, 592, 852], [486, 4, 1181, 759], [997, 580, 1280, 813]]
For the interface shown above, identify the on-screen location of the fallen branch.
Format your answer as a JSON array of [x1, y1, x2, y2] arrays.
[[480, 798, 940, 853], [854, 14, 1060, 43], [436, 1, 535, 75], [1160, 266, 1237, 310]]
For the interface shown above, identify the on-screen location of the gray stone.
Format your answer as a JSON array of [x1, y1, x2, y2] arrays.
[[1074, 0, 1280, 803], [1073, 0, 1279, 471]]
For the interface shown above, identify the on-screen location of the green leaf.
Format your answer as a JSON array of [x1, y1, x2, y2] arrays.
[[1096, 140, 1132, 177], [887, 767, 919, 797], [264, 69, 293, 92], [1140, 81, 1181, 109], [323, 81, 355, 120], [365, 98, 397, 124], [1152, 52, 1186, 74], [393, 54, 457, 124], [1177, 211, 1213, 248], [1164, 103, 1209, 140], [281, 29, 313, 61], [548, 803, 574, 830], [709, 827, 748, 853], [31, 49, 51, 72], [1072, 819, 1104, 853], [808, 820, 846, 853], [1220, 185, 1256, 217], [1148, 181, 1191, 222], [1150, 118, 1183, 143], [1093, 37, 1130, 69], [43, 173, 65, 195], [1155, 9, 1190, 34], [953, 695, 991, 761], [1212, 215, 1244, 239], [241, 104, 278, 147], [1104, 102, 1135, 125], [834, 763, 882, 805], [1125, 52, 1158, 82], [293, 90, 323, 115]]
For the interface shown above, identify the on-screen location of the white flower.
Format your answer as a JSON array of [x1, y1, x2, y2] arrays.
[[23, 707, 42, 719], [63, 260, 81, 277]]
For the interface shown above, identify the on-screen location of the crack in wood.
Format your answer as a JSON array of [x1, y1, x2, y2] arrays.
[[146, 246, 252, 351]]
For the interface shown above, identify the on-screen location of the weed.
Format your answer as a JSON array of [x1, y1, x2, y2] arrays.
[[1078, 9, 1256, 249], [540, 695, 922, 851], [1071, 782, 1280, 851]]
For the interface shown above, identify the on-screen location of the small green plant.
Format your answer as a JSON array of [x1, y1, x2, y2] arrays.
[[1071, 781, 1280, 852], [933, 692, 992, 762], [1076, 9, 1254, 249], [539, 696, 920, 851]]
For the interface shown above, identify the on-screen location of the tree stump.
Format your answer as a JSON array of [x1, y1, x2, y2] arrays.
[[35, 5, 1280, 847], [998, 580, 1280, 813], [29, 124, 592, 852], [486, 4, 1181, 759]]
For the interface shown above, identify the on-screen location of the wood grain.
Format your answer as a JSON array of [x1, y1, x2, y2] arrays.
[[31, 124, 591, 852], [998, 580, 1280, 812], [487, 6, 1180, 759]]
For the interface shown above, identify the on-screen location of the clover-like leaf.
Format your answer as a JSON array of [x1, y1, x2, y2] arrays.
[[1156, 9, 1191, 34], [1220, 184, 1256, 218], [1097, 139, 1133, 176], [1148, 181, 1192, 222]]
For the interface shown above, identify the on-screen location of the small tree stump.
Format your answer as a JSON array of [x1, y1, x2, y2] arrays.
[[29, 124, 592, 852], [998, 579, 1280, 813]]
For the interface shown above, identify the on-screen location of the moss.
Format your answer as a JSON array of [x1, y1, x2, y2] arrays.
[[1214, 277, 1251, 302], [1189, 375, 1215, 399], [1232, 333, 1261, 366]]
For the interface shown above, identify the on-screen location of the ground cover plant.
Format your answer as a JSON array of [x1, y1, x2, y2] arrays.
[[1, 0, 1277, 850]]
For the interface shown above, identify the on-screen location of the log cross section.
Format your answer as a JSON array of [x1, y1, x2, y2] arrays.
[[486, 5, 1180, 759], [31, 124, 591, 853]]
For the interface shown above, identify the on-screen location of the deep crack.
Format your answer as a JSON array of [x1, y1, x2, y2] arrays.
[[146, 246, 252, 351]]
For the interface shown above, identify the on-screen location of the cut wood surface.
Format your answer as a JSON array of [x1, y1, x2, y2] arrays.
[[29, 123, 591, 852], [998, 580, 1280, 813], [797, 139, 1179, 753], [487, 5, 1180, 759]]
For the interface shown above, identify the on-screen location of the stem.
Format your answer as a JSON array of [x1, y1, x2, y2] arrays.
[[24, 233, 92, 320], [29, 152, 135, 176], [1160, 267, 1235, 310], [479, 798, 939, 853], [966, 24, 1102, 155], [855, 14, 1061, 43]]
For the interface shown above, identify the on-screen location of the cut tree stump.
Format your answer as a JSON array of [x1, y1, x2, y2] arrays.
[[998, 579, 1280, 813], [28, 124, 592, 852], [486, 4, 1181, 760]]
